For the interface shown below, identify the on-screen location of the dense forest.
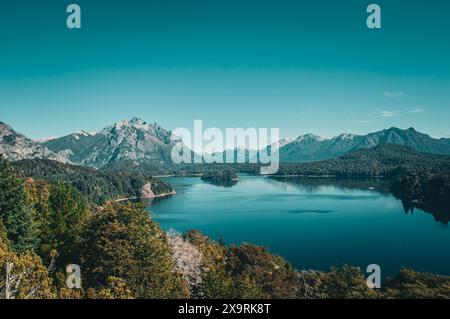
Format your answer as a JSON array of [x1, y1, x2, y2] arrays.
[[275, 144, 450, 177], [102, 160, 260, 176], [12, 158, 173, 205], [1, 154, 449, 299]]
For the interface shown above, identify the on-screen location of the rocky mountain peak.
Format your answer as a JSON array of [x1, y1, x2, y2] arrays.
[[0, 121, 71, 163], [42, 118, 175, 168]]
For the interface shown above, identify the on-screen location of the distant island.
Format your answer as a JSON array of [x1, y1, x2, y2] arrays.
[[201, 169, 239, 187]]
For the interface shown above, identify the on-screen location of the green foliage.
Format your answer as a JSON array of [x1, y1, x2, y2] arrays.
[[184, 230, 234, 298], [201, 169, 239, 187], [226, 244, 300, 298], [76, 202, 189, 298], [384, 268, 450, 299], [24, 180, 90, 265], [104, 160, 260, 177], [307, 265, 380, 299], [96, 276, 134, 299], [0, 220, 54, 299], [0, 155, 37, 252], [184, 230, 300, 299]]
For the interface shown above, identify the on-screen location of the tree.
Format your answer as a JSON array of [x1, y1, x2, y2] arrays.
[[307, 265, 380, 299], [46, 182, 89, 265], [184, 231, 300, 299], [226, 243, 300, 298], [77, 202, 188, 298], [384, 268, 450, 299], [0, 155, 37, 252], [97, 276, 134, 299], [0, 220, 54, 299], [184, 230, 234, 298], [25, 180, 90, 266]]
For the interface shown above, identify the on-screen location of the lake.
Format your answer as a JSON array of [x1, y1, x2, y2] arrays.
[[147, 175, 450, 277]]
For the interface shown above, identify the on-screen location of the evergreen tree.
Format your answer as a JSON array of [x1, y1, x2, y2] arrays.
[[46, 182, 88, 265], [0, 155, 37, 252]]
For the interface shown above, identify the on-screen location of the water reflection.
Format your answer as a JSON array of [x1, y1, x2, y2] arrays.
[[268, 176, 391, 194], [401, 200, 450, 225], [148, 176, 450, 276], [270, 176, 449, 225]]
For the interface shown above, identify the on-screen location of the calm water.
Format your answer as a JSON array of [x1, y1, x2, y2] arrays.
[[148, 176, 450, 277]]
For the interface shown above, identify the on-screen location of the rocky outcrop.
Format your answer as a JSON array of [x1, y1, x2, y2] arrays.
[[0, 121, 71, 163]]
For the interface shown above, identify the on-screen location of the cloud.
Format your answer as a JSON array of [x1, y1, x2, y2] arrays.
[[379, 110, 399, 118], [408, 108, 425, 114], [384, 91, 404, 98]]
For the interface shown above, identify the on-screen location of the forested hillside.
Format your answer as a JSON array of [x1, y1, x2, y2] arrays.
[[276, 144, 450, 177], [12, 158, 173, 204]]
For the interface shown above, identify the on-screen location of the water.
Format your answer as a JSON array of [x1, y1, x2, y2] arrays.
[[148, 175, 450, 277]]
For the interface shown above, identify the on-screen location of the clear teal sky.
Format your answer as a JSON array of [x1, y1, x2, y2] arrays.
[[1, 0, 449, 139]]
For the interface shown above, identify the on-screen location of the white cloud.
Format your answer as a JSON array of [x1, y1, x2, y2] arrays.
[[383, 91, 404, 98], [408, 108, 425, 114], [379, 110, 399, 118], [34, 136, 58, 143]]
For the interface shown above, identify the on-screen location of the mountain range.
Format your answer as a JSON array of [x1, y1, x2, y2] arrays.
[[1, 118, 450, 168], [278, 127, 450, 162]]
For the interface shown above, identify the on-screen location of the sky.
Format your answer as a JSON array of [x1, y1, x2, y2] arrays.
[[0, 0, 450, 140]]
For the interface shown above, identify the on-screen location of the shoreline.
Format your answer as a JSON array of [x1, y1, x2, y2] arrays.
[[271, 175, 386, 178], [115, 190, 177, 202], [158, 174, 386, 179]]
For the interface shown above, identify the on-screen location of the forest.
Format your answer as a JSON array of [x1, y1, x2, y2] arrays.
[[275, 144, 450, 177], [12, 158, 173, 205]]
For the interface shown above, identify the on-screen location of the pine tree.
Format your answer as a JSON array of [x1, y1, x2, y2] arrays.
[[0, 155, 37, 252]]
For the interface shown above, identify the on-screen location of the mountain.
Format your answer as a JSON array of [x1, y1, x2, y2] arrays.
[[43, 117, 177, 168], [0, 121, 70, 163], [279, 127, 450, 162]]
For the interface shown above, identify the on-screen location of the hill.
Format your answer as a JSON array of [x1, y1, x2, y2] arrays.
[[276, 144, 450, 177], [12, 158, 173, 204]]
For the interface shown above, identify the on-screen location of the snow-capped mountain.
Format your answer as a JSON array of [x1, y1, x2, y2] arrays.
[[3, 119, 450, 166], [279, 127, 450, 162], [0, 122, 71, 163], [43, 117, 177, 168]]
